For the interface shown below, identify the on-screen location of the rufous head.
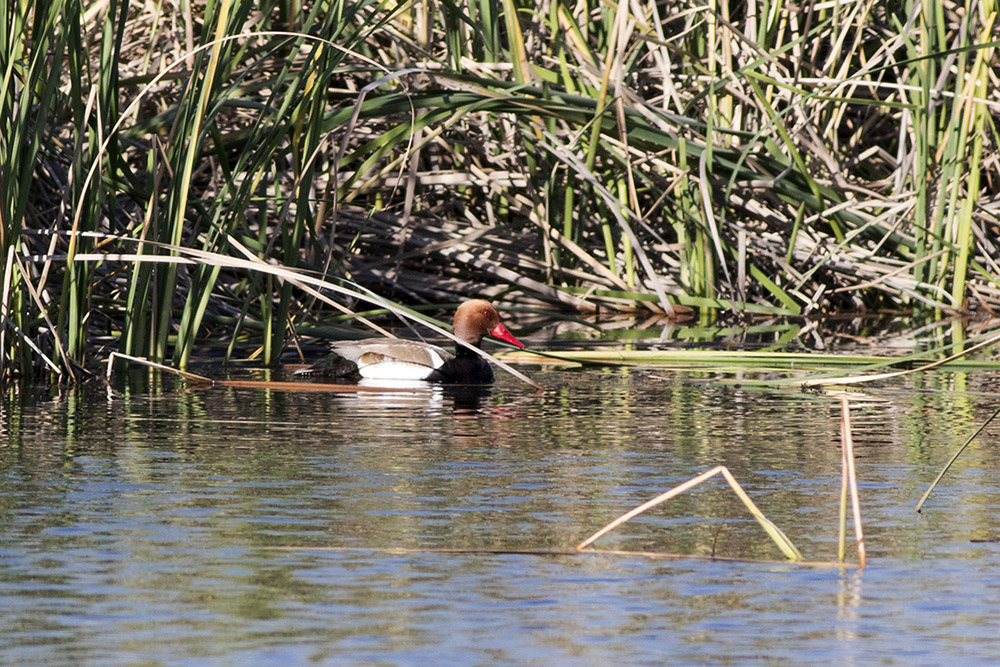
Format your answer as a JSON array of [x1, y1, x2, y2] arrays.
[[453, 300, 525, 348]]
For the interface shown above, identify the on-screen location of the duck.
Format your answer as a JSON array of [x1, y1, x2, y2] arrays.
[[295, 299, 525, 384]]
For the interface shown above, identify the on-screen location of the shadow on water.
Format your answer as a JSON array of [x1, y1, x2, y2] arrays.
[[3, 356, 1000, 662]]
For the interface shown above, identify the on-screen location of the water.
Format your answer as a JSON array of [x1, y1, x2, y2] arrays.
[[3, 366, 1000, 665]]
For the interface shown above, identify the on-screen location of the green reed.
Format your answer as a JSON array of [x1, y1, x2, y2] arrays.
[[2, 0, 998, 380]]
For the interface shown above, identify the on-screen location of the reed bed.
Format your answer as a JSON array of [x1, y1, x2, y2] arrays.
[[2, 0, 998, 379]]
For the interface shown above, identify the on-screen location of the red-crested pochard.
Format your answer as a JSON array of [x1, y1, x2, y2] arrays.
[[296, 299, 525, 384]]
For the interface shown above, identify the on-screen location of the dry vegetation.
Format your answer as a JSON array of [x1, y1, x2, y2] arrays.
[[2, 0, 999, 379]]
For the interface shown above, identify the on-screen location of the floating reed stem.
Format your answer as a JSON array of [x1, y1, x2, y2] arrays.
[[575, 465, 803, 561]]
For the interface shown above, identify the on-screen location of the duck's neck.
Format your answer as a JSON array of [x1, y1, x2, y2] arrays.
[[454, 339, 482, 357]]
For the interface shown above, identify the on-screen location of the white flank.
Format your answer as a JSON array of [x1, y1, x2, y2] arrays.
[[358, 360, 436, 380]]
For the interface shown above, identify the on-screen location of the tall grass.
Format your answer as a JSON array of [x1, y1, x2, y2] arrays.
[[1, 0, 998, 380]]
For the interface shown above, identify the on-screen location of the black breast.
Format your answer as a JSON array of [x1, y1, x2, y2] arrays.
[[426, 352, 495, 384]]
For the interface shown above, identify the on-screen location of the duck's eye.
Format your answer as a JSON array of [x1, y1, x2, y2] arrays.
[[482, 309, 491, 317]]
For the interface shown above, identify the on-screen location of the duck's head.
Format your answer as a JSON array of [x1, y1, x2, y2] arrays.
[[454, 300, 525, 349]]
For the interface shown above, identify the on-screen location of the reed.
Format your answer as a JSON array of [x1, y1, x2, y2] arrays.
[[575, 465, 804, 561], [916, 403, 1000, 513], [494, 325, 1000, 376], [2, 0, 998, 379], [838, 397, 865, 568]]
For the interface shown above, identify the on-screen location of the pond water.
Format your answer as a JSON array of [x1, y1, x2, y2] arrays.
[[3, 362, 1000, 665]]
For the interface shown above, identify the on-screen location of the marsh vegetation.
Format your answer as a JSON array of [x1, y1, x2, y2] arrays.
[[2, 0, 998, 380]]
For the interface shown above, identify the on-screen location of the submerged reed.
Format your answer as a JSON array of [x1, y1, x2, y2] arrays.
[[2, 0, 998, 379]]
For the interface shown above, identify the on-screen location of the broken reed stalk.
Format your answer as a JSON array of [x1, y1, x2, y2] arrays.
[[575, 465, 803, 561], [839, 397, 866, 568], [107, 352, 215, 384], [915, 403, 1000, 513]]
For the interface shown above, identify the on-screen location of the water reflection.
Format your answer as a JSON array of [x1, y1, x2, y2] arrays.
[[3, 367, 1000, 663]]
